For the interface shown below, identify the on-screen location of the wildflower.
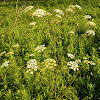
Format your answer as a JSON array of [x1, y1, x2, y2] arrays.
[[55, 14, 62, 18], [86, 21, 96, 27], [75, 59, 81, 63], [33, 9, 46, 17], [54, 9, 64, 16], [98, 47, 100, 49], [24, 6, 34, 12], [27, 59, 38, 71], [68, 31, 75, 34], [0, 51, 6, 56], [67, 61, 79, 71], [35, 44, 46, 52], [2, 60, 9, 67], [65, 8, 74, 13], [29, 54, 35, 57], [84, 15, 92, 19], [75, 4, 82, 9], [67, 53, 75, 59], [41, 58, 57, 69], [27, 59, 37, 65], [29, 22, 36, 26], [86, 30, 95, 36], [13, 44, 20, 47]]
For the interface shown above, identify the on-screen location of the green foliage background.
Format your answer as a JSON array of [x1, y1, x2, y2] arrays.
[[0, 0, 100, 100]]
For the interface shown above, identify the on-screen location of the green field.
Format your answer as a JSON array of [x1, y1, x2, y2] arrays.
[[0, 0, 100, 99]]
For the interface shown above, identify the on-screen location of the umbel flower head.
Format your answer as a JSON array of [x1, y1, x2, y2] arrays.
[[35, 44, 46, 52], [84, 15, 92, 19], [41, 58, 57, 69], [2, 60, 9, 67], [33, 9, 46, 17], [67, 53, 75, 59], [54, 9, 64, 16], [26, 59, 38, 74], [86, 30, 95, 36], [67, 61, 79, 71]]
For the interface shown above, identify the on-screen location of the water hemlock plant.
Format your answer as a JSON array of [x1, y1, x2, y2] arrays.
[[0, 0, 100, 100]]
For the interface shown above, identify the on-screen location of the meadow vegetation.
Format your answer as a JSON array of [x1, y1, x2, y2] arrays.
[[0, 0, 100, 99]]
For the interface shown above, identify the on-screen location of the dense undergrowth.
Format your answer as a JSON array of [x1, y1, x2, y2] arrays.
[[0, 0, 100, 100]]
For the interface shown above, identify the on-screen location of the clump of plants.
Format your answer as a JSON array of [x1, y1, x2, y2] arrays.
[[0, 1, 100, 100]]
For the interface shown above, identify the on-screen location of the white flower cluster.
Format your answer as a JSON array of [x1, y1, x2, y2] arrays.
[[2, 60, 9, 67], [54, 9, 64, 16], [68, 4, 82, 9], [29, 22, 36, 26], [24, 6, 34, 12], [86, 21, 96, 27], [67, 61, 79, 71], [0, 51, 6, 56], [67, 53, 75, 59], [26, 59, 38, 74], [84, 15, 92, 19], [65, 4, 81, 14], [83, 60, 96, 65], [86, 30, 95, 36], [98, 47, 100, 49], [33, 9, 46, 17], [35, 44, 46, 52]]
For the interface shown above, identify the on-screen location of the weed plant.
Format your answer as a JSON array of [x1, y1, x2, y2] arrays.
[[0, 0, 100, 100]]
